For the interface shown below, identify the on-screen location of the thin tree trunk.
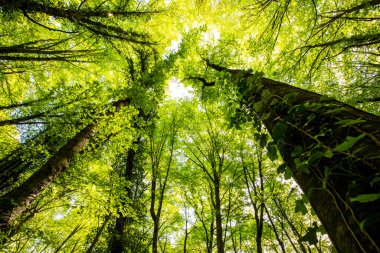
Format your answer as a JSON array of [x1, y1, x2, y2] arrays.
[[264, 204, 286, 253], [208, 219, 214, 253], [183, 217, 188, 253], [273, 199, 308, 253], [207, 62, 380, 253], [110, 146, 137, 253], [86, 215, 111, 253], [214, 175, 224, 253]]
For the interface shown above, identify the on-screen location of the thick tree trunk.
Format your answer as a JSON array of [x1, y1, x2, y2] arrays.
[[0, 124, 97, 231], [207, 62, 380, 253], [152, 220, 159, 253], [0, 100, 129, 232]]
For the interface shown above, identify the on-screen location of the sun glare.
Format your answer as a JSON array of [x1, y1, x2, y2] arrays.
[[166, 77, 194, 100]]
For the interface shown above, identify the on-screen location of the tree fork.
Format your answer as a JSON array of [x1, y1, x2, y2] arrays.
[[206, 62, 380, 253]]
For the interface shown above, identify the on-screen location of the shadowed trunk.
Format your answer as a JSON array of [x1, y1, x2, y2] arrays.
[[110, 147, 137, 253], [207, 62, 380, 253], [86, 215, 111, 253]]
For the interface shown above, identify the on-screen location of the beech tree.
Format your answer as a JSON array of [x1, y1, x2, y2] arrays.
[[0, 0, 379, 252], [199, 61, 380, 253]]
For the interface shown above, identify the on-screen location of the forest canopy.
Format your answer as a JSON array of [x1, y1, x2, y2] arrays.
[[0, 0, 379, 252]]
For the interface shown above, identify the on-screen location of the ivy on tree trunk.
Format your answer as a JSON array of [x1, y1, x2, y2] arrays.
[[207, 62, 380, 253]]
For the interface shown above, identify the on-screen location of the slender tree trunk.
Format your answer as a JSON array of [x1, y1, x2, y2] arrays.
[[150, 169, 159, 253], [86, 215, 111, 253], [273, 199, 308, 253], [278, 216, 301, 253], [242, 156, 264, 253], [152, 220, 159, 253], [256, 159, 264, 253], [207, 62, 380, 253], [110, 147, 137, 253], [208, 219, 214, 253], [183, 217, 188, 253], [264, 204, 286, 253], [214, 175, 224, 253], [0, 100, 129, 232]]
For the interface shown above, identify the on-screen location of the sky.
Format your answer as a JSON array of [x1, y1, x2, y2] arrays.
[[166, 77, 194, 100]]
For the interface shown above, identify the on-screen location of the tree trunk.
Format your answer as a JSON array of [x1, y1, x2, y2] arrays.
[[0, 0, 153, 44], [208, 219, 214, 253], [0, 124, 96, 232], [214, 176, 224, 253], [86, 215, 111, 253], [264, 204, 286, 253], [207, 62, 380, 253], [183, 217, 188, 253], [110, 147, 136, 253], [0, 99, 129, 232], [150, 162, 159, 253]]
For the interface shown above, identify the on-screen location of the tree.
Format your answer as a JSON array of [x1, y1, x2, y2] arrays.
[[201, 61, 380, 253], [147, 111, 178, 253], [0, 0, 379, 252], [0, 99, 129, 232], [0, 0, 156, 44]]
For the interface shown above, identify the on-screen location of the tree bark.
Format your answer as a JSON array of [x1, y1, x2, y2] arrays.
[[207, 62, 380, 253], [86, 215, 111, 253], [214, 175, 224, 253], [264, 204, 286, 253], [0, 99, 129, 232], [110, 147, 136, 253], [0, 0, 154, 44]]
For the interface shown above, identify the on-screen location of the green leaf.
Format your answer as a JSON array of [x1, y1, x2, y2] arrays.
[[300, 225, 318, 245], [267, 144, 278, 161], [272, 123, 287, 143], [317, 225, 327, 235], [291, 146, 303, 158], [301, 194, 309, 204], [284, 167, 293, 180], [351, 193, 380, 203], [277, 163, 287, 174], [319, 95, 332, 101], [295, 199, 308, 214], [283, 92, 299, 103], [333, 133, 366, 152], [335, 118, 366, 126], [323, 149, 333, 158], [259, 134, 268, 148], [370, 177, 380, 187], [308, 151, 322, 163], [307, 188, 314, 199]]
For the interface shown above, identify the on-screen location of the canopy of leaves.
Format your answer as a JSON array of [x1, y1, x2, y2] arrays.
[[0, 0, 379, 252]]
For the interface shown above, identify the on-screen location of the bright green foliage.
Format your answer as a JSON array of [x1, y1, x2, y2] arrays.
[[0, 0, 379, 252]]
